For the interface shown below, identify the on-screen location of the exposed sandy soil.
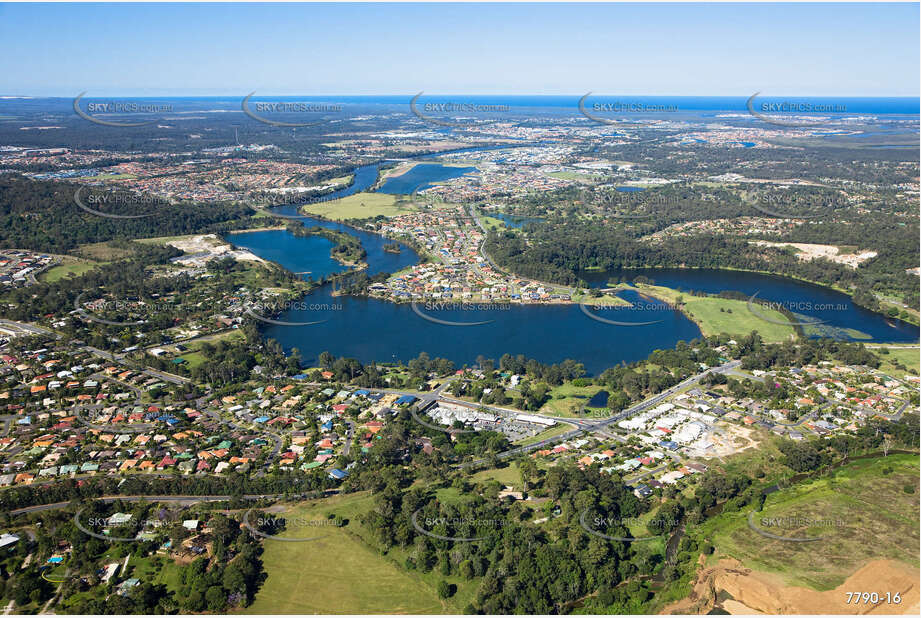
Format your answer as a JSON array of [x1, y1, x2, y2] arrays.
[[683, 423, 760, 460], [662, 557, 919, 615], [750, 240, 877, 269], [167, 234, 264, 264]]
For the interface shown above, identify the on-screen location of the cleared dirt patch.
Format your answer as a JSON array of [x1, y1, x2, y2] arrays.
[[663, 557, 918, 615]]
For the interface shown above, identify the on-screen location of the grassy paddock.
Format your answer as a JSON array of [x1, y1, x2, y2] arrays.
[[539, 382, 607, 418], [637, 283, 797, 342], [40, 258, 98, 282], [246, 492, 472, 614], [695, 454, 920, 591], [471, 463, 523, 488], [299, 192, 417, 220], [873, 345, 920, 378]]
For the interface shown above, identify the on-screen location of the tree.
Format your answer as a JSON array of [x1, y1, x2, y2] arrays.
[[205, 585, 227, 611], [437, 580, 454, 599]]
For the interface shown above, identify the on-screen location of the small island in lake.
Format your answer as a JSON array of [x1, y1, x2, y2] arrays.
[[383, 242, 402, 254], [285, 223, 368, 268]]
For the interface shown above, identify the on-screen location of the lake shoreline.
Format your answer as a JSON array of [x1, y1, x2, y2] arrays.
[[595, 263, 919, 328]]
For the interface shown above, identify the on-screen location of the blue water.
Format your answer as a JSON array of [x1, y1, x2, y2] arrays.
[[251, 285, 702, 375], [588, 390, 610, 407], [230, 230, 345, 281], [229, 142, 917, 373], [234, 222, 918, 373], [492, 213, 544, 229], [234, 213, 418, 279], [322, 163, 379, 200], [378, 163, 477, 194], [616, 186, 645, 192], [583, 268, 918, 344]]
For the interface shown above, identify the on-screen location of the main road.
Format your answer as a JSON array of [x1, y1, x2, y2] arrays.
[[457, 359, 741, 467]]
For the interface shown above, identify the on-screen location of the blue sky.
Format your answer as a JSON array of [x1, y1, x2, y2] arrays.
[[0, 2, 918, 96]]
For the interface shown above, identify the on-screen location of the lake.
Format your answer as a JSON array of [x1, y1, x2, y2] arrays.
[[377, 163, 477, 194], [232, 225, 918, 374], [228, 145, 917, 374], [582, 267, 918, 343], [492, 213, 545, 229]]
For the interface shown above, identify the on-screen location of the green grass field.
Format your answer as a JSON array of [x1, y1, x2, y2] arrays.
[[40, 260, 98, 282], [75, 241, 137, 261], [696, 454, 920, 591], [246, 492, 474, 614], [471, 463, 523, 488], [299, 192, 417, 220], [175, 329, 244, 369], [327, 174, 354, 186], [480, 216, 506, 230], [539, 382, 608, 418], [638, 284, 797, 342], [94, 173, 137, 181], [545, 171, 604, 181], [873, 346, 920, 378]]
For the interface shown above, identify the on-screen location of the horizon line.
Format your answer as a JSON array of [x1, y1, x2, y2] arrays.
[[3, 93, 920, 99]]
